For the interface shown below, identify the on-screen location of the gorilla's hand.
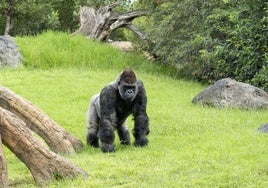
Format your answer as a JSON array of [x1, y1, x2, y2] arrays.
[[101, 143, 115, 153], [134, 136, 148, 147]]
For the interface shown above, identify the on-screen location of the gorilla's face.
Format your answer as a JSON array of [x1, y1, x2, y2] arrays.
[[119, 82, 137, 102], [118, 68, 138, 102]]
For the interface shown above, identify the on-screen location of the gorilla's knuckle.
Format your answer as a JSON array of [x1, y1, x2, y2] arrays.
[[101, 143, 115, 153], [134, 137, 148, 147]]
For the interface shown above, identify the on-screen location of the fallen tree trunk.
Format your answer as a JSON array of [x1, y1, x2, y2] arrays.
[[0, 107, 88, 185], [72, 1, 147, 41], [0, 134, 8, 187], [0, 85, 83, 154]]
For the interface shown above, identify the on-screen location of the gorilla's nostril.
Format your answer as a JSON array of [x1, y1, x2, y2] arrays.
[[127, 89, 133, 95]]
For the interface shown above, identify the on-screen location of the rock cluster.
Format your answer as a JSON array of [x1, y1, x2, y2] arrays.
[[192, 78, 268, 109], [0, 36, 22, 68]]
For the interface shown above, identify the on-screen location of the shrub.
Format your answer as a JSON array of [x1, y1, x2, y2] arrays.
[[136, 0, 268, 91]]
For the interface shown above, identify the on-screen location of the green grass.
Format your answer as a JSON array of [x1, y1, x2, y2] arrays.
[[0, 32, 267, 187], [15, 31, 176, 77]]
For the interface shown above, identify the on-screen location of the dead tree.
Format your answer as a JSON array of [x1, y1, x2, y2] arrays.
[[0, 85, 88, 185], [72, 1, 147, 41], [0, 134, 8, 187], [0, 85, 83, 154], [0, 107, 88, 185]]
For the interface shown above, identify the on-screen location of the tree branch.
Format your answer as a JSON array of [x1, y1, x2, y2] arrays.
[[125, 23, 147, 40]]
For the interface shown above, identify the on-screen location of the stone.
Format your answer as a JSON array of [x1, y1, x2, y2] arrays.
[[0, 36, 22, 68], [192, 78, 268, 109], [257, 123, 268, 133], [109, 41, 134, 52]]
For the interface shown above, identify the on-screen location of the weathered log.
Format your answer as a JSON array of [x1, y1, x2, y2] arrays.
[[72, 1, 147, 41], [0, 134, 8, 187], [0, 85, 83, 154], [0, 107, 88, 185], [71, 6, 97, 36]]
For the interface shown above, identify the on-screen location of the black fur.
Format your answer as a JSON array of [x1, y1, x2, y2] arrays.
[[86, 69, 149, 152]]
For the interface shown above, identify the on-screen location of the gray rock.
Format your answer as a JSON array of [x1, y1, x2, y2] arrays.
[[0, 36, 22, 68], [257, 123, 268, 133], [192, 78, 268, 109]]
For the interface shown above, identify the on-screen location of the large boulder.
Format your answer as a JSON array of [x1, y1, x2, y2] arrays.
[[109, 41, 134, 52], [0, 36, 22, 68], [192, 78, 268, 109]]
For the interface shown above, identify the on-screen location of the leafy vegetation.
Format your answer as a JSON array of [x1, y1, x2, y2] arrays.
[[135, 0, 268, 90], [0, 32, 267, 187], [1, 0, 267, 89], [0, 0, 134, 35]]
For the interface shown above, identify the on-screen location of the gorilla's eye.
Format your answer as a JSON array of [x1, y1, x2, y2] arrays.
[[124, 85, 135, 92]]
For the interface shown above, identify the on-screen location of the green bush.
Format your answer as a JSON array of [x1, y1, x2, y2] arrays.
[[136, 0, 268, 91]]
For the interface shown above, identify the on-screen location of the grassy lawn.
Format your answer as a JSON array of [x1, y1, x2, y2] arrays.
[[0, 68, 267, 187], [0, 32, 267, 187]]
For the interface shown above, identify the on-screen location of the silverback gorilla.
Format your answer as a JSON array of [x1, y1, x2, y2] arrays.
[[86, 68, 150, 152]]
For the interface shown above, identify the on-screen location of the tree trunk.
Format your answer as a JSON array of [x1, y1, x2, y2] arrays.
[[0, 134, 9, 187], [0, 107, 88, 185], [71, 6, 97, 36], [72, 1, 147, 41], [4, 0, 15, 36], [4, 15, 13, 36], [0, 85, 83, 154]]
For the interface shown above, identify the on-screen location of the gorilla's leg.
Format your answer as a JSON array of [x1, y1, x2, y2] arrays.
[[133, 115, 149, 147], [98, 118, 116, 152], [117, 122, 130, 145], [86, 123, 99, 147], [86, 96, 100, 148]]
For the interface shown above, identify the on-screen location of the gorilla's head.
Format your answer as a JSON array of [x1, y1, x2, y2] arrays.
[[118, 68, 138, 102]]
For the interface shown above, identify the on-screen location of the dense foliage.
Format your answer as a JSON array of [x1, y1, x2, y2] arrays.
[[0, 0, 61, 35], [135, 0, 268, 90], [0, 0, 133, 35]]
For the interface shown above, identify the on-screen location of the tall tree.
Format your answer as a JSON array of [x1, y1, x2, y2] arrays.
[[3, 0, 16, 35], [0, 0, 60, 35]]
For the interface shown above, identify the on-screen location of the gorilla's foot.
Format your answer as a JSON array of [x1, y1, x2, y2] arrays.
[[89, 140, 99, 148], [86, 134, 99, 148]]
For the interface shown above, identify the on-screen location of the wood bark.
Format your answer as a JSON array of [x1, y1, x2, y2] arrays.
[[0, 107, 88, 185], [72, 1, 147, 41], [71, 6, 97, 36], [0, 85, 83, 154], [0, 134, 8, 187]]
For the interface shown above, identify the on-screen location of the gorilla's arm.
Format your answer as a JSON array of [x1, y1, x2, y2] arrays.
[[133, 81, 150, 146], [98, 85, 117, 152]]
